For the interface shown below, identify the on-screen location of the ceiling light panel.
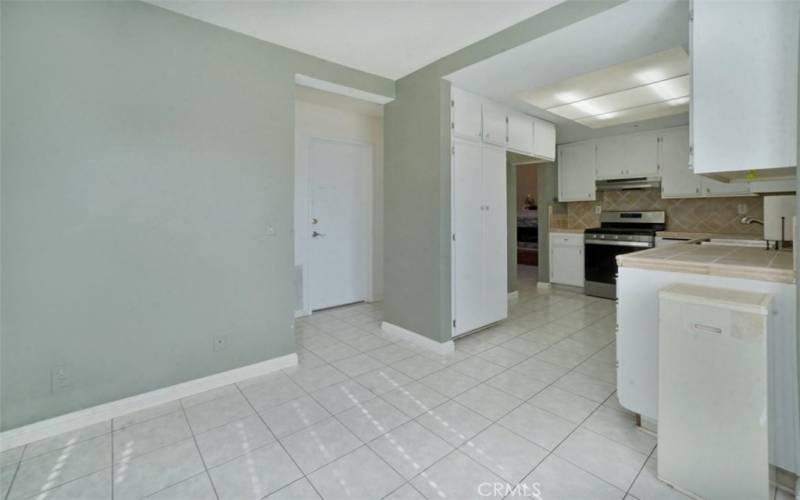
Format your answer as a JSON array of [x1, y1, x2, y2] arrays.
[[519, 47, 688, 109], [547, 75, 690, 120], [576, 100, 689, 128]]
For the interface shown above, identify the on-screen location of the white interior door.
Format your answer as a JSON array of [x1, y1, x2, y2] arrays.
[[453, 139, 485, 335], [309, 139, 370, 311]]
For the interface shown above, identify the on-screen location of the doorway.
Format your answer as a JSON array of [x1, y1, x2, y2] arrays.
[[516, 164, 539, 268], [507, 155, 554, 294], [307, 138, 372, 311]]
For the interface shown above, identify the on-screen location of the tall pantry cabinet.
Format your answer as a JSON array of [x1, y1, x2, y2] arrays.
[[452, 139, 507, 335], [451, 87, 508, 336]]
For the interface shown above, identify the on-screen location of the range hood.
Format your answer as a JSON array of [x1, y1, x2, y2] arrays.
[[596, 177, 661, 191]]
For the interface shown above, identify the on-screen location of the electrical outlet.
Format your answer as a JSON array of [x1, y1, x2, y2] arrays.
[[212, 334, 229, 352], [737, 203, 748, 215], [51, 365, 72, 394], [594, 205, 602, 215]]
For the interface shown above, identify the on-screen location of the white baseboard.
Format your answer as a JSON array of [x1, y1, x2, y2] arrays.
[[294, 309, 310, 318], [0, 353, 298, 452], [536, 282, 552, 289], [507, 291, 520, 304], [381, 321, 454, 355]]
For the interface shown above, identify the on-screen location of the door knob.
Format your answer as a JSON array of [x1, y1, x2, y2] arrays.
[[312, 231, 325, 238]]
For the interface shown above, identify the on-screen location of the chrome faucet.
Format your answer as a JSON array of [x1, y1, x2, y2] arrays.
[[740, 216, 764, 226]]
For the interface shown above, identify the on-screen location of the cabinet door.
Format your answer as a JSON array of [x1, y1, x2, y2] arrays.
[[482, 144, 508, 325], [532, 118, 556, 160], [451, 87, 483, 141], [558, 142, 596, 201], [551, 242, 583, 287], [626, 132, 659, 177], [507, 111, 533, 154], [660, 127, 701, 198], [691, 0, 798, 174], [701, 176, 751, 197], [452, 139, 485, 335], [482, 101, 507, 146], [595, 136, 627, 179]]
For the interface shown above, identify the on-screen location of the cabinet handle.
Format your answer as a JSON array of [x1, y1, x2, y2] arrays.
[[692, 323, 723, 335]]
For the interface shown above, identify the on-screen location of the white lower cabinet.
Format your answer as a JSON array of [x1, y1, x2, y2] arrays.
[[658, 284, 770, 499], [617, 266, 799, 474], [549, 232, 584, 287], [452, 139, 507, 336]]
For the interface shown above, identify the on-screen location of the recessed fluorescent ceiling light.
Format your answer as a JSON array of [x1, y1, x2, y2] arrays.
[[519, 48, 689, 128]]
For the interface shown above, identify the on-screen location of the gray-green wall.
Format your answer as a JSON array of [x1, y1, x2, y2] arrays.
[[507, 163, 517, 293], [1, 1, 392, 430], [536, 162, 558, 283], [384, 1, 623, 344]]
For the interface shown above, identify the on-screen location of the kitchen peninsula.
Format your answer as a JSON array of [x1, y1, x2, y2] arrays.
[[615, 242, 799, 474]]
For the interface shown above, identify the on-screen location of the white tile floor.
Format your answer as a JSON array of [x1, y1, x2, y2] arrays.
[[0, 266, 791, 499]]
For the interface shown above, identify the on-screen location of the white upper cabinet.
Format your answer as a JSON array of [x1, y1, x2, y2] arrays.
[[532, 118, 556, 161], [700, 176, 751, 197], [596, 132, 659, 180], [660, 127, 701, 198], [451, 87, 483, 141], [691, 0, 799, 174], [507, 111, 534, 155], [627, 132, 660, 178], [449, 85, 557, 158], [482, 101, 507, 146], [558, 141, 596, 202], [595, 136, 627, 180]]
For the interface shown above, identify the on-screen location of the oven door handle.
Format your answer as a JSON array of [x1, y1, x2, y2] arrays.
[[584, 240, 652, 248]]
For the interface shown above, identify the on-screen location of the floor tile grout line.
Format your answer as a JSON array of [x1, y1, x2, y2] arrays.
[[110, 419, 114, 500], [10, 465, 115, 500], [2, 446, 24, 500], [234, 382, 328, 500], [10, 286, 622, 500], [15, 426, 114, 464], [177, 399, 220, 500], [534, 389, 646, 494], [624, 445, 658, 498]]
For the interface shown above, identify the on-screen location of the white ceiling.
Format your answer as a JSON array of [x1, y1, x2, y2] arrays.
[[147, 0, 563, 80], [527, 48, 690, 128], [446, 0, 690, 142]]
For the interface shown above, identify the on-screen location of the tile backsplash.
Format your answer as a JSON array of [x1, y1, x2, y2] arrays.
[[551, 189, 764, 235]]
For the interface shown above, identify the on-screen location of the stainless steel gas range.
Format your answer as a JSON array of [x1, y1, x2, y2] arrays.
[[584, 211, 666, 299]]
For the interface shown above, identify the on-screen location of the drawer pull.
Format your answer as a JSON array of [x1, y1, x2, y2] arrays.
[[692, 323, 722, 335]]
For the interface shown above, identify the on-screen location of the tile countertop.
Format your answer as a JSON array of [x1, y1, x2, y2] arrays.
[[617, 244, 795, 284], [549, 227, 589, 234], [656, 231, 763, 240]]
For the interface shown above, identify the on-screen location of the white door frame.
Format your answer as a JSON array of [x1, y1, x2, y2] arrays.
[[296, 136, 374, 316]]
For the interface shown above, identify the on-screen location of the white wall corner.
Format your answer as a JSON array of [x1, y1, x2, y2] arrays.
[[381, 321, 454, 355], [0, 353, 298, 452]]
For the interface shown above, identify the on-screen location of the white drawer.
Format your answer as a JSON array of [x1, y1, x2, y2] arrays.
[[550, 232, 583, 246]]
